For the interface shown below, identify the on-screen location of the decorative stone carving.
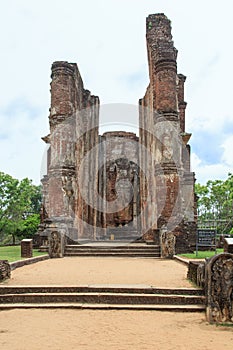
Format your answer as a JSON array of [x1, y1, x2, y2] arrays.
[[162, 134, 173, 160], [62, 174, 75, 215], [160, 225, 176, 258], [48, 230, 65, 258], [197, 262, 206, 289], [0, 260, 11, 281], [62, 175, 74, 198], [206, 253, 233, 323]]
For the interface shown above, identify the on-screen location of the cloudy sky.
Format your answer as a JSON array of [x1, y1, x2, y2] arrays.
[[0, 0, 233, 185]]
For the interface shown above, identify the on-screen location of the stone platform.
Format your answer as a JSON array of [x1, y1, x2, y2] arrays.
[[64, 242, 161, 257], [1, 256, 205, 311]]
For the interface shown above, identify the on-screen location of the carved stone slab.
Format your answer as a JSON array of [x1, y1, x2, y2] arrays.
[[48, 223, 67, 258], [160, 226, 176, 258], [206, 253, 233, 323]]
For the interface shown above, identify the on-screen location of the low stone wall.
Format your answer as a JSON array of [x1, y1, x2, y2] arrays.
[[0, 260, 11, 281], [173, 255, 189, 266], [187, 261, 200, 285], [10, 255, 49, 271], [187, 261, 206, 289]]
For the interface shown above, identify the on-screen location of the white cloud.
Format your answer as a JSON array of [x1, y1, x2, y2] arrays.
[[221, 135, 233, 167], [0, 102, 48, 183], [191, 152, 233, 184]]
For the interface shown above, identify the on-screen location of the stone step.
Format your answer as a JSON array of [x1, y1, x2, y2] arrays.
[[0, 303, 206, 311], [66, 243, 160, 247], [64, 249, 160, 253], [0, 285, 205, 311], [0, 285, 204, 296], [38, 246, 48, 252], [64, 253, 160, 258], [65, 246, 160, 251], [0, 292, 205, 305], [64, 244, 160, 257], [39, 244, 161, 255]]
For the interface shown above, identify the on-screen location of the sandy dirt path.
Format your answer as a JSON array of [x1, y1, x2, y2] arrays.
[[1, 257, 232, 349], [0, 309, 233, 350], [5, 257, 192, 288]]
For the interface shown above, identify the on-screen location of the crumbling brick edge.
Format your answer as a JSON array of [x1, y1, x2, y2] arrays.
[[10, 255, 49, 271]]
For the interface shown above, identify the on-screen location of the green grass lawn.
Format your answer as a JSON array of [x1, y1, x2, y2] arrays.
[[179, 249, 223, 259], [0, 245, 48, 262]]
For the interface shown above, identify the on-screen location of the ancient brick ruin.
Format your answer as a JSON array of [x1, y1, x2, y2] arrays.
[[39, 13, 196, 254]]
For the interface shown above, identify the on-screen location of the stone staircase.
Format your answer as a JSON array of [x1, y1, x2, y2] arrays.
[[64, 243, 161, 258], [0, 285, 205, 311]]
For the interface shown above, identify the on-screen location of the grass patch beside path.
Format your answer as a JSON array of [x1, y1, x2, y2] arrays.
[[179, 249, 223, 259], [216, 323, 233, 328], [0, 245, 47, 262]]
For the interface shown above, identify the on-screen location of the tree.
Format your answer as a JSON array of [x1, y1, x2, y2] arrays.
[[0, 172, 42, 244], [195, 173, 233, 234], [15, 214, 40, 240]]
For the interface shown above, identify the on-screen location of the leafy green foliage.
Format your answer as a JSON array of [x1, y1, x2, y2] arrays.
[[15, 214, 40, 240], [0, 172, 41, 244], [195, 173, 233, 234]]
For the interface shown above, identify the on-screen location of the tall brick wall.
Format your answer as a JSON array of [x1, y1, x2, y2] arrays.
[[40, 14, 197, 253], [139, 14, 196, 252], [41, 61, 100, 242]]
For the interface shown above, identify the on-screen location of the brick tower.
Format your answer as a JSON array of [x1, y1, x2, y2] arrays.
[[139, 14, 196, 252]]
